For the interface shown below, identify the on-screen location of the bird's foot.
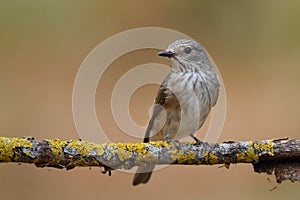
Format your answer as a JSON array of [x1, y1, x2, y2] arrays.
[[190, 134, 203, 145], [164, 139, 180, 147]]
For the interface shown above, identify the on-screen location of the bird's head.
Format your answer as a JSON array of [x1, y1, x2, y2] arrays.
[[159, 39, 212, 72]]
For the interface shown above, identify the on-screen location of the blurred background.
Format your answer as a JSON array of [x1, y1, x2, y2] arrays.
[[0, 0, 300, 199]]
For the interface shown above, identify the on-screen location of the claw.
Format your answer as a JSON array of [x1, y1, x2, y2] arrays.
[[190, 134, 203, 144]]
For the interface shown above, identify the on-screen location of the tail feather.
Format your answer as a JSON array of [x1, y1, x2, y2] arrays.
[[132, 165, 155, 186]]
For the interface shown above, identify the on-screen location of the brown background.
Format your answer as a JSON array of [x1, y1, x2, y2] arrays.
[[0, 0, 300, 199]]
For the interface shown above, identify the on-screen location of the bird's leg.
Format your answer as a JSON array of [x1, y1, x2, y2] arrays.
[[163, 131, 177, 142], [163, 131, 170, 142], [190, 134, 203, 144], [163, 131, 181, 147]]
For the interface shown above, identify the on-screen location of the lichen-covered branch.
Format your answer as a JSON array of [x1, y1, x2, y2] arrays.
[[0, 137, 299, 183]]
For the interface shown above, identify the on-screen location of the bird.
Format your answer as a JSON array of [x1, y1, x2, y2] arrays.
[[132, 39, 220, 186]]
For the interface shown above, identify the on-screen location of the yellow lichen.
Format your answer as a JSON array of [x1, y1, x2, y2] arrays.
[[46, 139, 66, 154], [108, 143, 133, 161], [170, 149, 179, 161], [236, 141, 275, 163], [24, 151, 32, 157], [67, 140, 87, 154], [204, 153, 218, 164], [149, 141, 173, 149], [177, 151, 195, 163], [0, 137, 33, 162], [44, 139, 67, 164], [121, 143, 148, 155], [246, 149, 259, 162], [236, 152, 246, 161], [96, 145, 105, 155], [236, 148, 259, 163], [0, 137, 279, 169], [253, 140, 274, 156]]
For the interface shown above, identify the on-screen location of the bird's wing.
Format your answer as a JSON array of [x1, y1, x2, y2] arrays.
[[143, 84, 168, 142], [205, 49, 221, 107]]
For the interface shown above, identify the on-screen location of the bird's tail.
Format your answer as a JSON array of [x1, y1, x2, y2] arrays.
[[132, 165, 155, 186]]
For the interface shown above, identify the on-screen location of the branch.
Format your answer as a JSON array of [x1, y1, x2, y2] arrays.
[[0, 136, 299, 183]]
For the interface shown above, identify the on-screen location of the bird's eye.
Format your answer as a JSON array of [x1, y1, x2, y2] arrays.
[[184, 47, 192, 54]]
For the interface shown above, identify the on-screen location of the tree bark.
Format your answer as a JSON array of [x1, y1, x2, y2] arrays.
[[0, 136, 299, 183]]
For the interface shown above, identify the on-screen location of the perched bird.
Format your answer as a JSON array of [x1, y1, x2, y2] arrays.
[[132, 39, 220, 186]]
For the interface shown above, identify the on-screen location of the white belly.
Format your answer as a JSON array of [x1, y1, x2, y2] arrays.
[[150, 72, 212, 140]]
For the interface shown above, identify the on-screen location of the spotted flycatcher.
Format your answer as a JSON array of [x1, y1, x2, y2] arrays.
[[132, 39, 220, 185]]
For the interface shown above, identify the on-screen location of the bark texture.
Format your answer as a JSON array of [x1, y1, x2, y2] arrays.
[[0, 137, 299, 183]]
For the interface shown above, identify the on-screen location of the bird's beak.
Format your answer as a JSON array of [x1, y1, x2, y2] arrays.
[[158, 50, 175, 58]]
